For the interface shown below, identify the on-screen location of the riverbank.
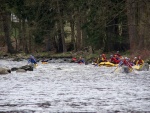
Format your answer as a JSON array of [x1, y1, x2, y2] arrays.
[[0, 50, 150, 64]]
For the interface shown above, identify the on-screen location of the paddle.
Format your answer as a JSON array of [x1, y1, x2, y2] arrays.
[[111, 66, 119, 73], [111, 60, 123, 73], [126, 61, 139, 75], [130, 67, 139, 75]]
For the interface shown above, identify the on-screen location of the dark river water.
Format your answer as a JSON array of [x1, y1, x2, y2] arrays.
[[0, 59, 150, 112]]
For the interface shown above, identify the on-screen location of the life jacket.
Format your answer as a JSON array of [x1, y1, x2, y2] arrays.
[[72, 58, 77, 62], [136, 59, 144, 65], [123, 59, 132, 68], [114, 53, 122, 58], [132, 59, 138, 65], [78, 59, 84, 64], [101, 56, 107, 62], [29, 58, 37, 64], [111, 57, 120, 64]]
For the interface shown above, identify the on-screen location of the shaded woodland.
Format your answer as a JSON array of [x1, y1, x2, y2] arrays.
[[0, 0, 150, 57]]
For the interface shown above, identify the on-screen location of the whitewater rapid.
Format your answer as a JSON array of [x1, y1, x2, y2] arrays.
[[0, 59, 150, 112]]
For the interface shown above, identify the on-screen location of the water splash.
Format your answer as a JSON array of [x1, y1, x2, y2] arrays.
[[0, 60, 150, 112]]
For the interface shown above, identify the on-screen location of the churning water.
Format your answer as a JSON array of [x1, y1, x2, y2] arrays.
[[0, 59, 150, 112]]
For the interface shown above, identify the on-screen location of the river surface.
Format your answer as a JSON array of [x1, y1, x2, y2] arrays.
[[0, 59, 150, 113]]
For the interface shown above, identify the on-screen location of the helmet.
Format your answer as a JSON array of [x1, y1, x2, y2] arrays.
[[125, 57, 128, 60], [138, 56, 141, 59], [30, 55, 34, 59], [102, 54, 105, 56], [120, 57, 124, 60]]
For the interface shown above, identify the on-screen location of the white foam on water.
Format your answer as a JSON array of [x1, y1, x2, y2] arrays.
[[0, 59, 150, 112]]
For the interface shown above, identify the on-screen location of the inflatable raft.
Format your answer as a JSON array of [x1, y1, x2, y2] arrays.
[[98, 62, 118, 67], [132, 63, 149, 71]]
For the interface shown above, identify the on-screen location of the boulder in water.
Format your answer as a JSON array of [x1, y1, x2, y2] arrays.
[[0, 67, 11, 74], [20, 65, 34, 71], [11, 64, 34, 72], [11, 67, 18, 71], [16, 69, 26, 73]]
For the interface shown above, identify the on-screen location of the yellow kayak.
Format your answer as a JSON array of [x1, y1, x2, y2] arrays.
[[98, 62, 118, 67], [132, 65, 143, 70], [42, 62, 48, 64], [34, 64, 38, 68]]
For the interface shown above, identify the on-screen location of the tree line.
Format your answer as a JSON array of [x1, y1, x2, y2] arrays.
[[0, 0, 150, 55]]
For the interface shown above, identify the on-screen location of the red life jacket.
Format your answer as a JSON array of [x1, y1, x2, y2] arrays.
[[114, 53, 121, 58], [123, 59, 132, 68], [111, 57, 120, 64], [136, 59, 144, 65], [102, 56, 107, 62]]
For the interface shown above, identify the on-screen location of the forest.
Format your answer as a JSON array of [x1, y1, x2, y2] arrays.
[[0, 0, 150, 59]]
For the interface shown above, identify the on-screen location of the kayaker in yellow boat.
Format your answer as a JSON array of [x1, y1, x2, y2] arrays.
[[28, 55, 37, 64], [41, 58, 49, 64], [132, 56, 144, 70], [110, 55, 120, 64], [118, 57, 133, 69], [101, 54, 107, 62], [93, 54, 107, 66], [136, 56, 144, 65], [132, 57, 138, 65], [97, 54, 107, 62], [28, 55, 38, 67], [114, 51, 122, 59]]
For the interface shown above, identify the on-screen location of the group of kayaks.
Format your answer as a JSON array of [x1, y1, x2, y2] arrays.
[[97, 61, 144, 70], [37, 55, 149, 73], [90, 51, 150, 73], [93, 60, 149, 73], [40, 59, 149, 72]]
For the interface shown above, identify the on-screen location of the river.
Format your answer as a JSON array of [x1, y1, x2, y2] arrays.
[[0, 59, 150, 113]]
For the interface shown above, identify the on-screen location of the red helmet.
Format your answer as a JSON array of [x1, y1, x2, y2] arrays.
[[138, 56, 141, 59], [102, 54, 105, 56]]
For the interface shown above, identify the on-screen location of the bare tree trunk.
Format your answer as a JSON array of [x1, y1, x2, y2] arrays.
[[22, 19, 29, 53], [145, 2, 150, 50], [81, 16, 87, 49], [2, 11, 15, 54], [137, 1, 145, 50], [18, 19, 23, 51], [81, 29, 86, 49], [70, 19, 76, 51], [57, 0, 66, 53], [56, 22, 63, 52], [28, 29, 32, 52], [27, 24, 32, 53], [76, 14, 82, 51], [14, 28, 18, 51], [126, 0, 138, 52], [44, 34, 56, 52]]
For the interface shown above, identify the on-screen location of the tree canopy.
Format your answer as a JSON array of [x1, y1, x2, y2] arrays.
[[0, 0, 150, 57]]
